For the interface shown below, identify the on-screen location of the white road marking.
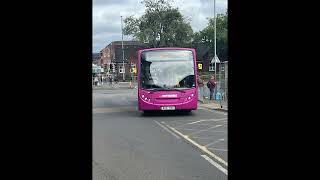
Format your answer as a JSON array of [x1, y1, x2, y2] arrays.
[[164, 119, 198, 124], [154, 121, 181, 139], [192, 134, 227, 140], [175, 128, 201, 131], [208, 148, 228, 152], [162, 122, 228, 167], [172, 118, 228, 129], [219, 121, 228, 123], [205, 139, 225, 147], [187, 124, 223, 136], [201, 155, 228, 175], [187, 118, 227, 125], [191, 136, 226, 139]]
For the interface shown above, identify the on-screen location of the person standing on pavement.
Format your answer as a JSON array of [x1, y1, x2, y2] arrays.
[[109, 75, 112, 86], [197, 75, 205, 101], [94, 76, 98, 86], [208, 75, 217, 100]]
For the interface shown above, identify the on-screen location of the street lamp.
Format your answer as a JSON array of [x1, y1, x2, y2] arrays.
[[210, 0, 221, 80], [121, 15, 125, 81]]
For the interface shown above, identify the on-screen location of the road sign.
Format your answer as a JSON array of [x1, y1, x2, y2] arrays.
[[198, 63, 202, 70], [132, 68, 137, 74]]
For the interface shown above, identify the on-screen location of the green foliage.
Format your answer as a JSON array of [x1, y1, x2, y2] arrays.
[[123, 0, 193, 48], [192, 12, 228, 61]]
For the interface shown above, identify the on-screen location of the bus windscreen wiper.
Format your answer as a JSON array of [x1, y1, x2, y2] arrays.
[[148, 87, 185, 93], [167, 88, 186, 93], [148, 87, 168, 93]]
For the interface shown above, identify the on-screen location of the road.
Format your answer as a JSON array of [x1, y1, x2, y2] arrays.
[[93, 88, 228, 180]]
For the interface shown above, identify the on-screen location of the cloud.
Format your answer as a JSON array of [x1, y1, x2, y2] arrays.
[[93, 0, 130, 6], [93, 0, 227, 52]]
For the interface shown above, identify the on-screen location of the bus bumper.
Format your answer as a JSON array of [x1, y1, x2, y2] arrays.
[[138, 97, 198, 111]]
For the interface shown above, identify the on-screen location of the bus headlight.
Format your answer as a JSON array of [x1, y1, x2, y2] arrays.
[[184, 94, 194, 102], [140, 94, 151, 103]]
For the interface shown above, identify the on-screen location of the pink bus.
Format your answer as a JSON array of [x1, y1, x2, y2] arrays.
[[137, 48, 198, 113]]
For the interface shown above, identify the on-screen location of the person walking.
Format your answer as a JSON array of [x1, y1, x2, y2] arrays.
[[94, 76, 98, 86], [207, 75, 217, 100], [109, 75, 113, 86]]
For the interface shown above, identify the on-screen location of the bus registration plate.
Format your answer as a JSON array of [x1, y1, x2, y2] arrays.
[[161, 106, 175, 110]]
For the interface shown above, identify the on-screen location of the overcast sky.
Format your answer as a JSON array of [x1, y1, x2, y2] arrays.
[[93, 0, 227, 53]]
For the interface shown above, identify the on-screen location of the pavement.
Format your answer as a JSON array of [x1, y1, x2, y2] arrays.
[[197, 85, 228, 112], [92, 82, 138, 90], [198, 100, 228, 112], [93, 88, 228, 180]]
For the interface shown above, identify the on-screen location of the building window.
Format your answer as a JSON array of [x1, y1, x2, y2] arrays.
[[221, 66, 225, 72], [119, 65, 125, 73], [209, 62, 215, 71]]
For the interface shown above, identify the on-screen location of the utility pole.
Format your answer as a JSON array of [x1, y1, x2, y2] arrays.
[[121, 16, 125, 81], [214, 0, 217, 80]]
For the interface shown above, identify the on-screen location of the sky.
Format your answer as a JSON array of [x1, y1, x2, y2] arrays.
[[93, 0, 228, 53]]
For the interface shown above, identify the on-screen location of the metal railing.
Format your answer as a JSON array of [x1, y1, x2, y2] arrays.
[[198, 61, 228, 108]]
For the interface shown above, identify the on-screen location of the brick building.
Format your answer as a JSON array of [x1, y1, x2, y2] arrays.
[[92, 53, 100, 65], [99, 41, 147, 81], [195, 44, 223, 75]]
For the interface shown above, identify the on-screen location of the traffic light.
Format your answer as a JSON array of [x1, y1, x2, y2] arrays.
[[131, 68, 137, 74], [113, 64, 117, 73]]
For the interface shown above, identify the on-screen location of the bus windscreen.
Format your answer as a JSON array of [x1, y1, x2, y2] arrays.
[[140, 50, 195, 90]]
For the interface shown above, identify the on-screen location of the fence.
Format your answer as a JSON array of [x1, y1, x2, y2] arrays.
[[198, 61, 228, 108]]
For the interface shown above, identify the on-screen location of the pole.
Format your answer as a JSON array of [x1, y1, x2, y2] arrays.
[[121, 16, 125, 81], [214, 0, 217, 80]]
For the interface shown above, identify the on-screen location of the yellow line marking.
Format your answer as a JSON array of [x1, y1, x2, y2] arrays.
[[154, 120, 181, 139]]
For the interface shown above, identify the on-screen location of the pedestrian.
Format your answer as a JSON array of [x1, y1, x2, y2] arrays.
[[114, 75, 118, 84], [94, 76, 98, 86], [197, 75, 205, 101], [207, 75, 217, 100], [109, 75, 112, 86]]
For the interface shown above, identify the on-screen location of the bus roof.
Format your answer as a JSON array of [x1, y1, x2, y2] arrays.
[[139, 47, 195, 52]]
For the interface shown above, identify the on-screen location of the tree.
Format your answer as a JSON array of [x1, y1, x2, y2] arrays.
[[123, 0, 193, 48], [192, 12, 228, 62]]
